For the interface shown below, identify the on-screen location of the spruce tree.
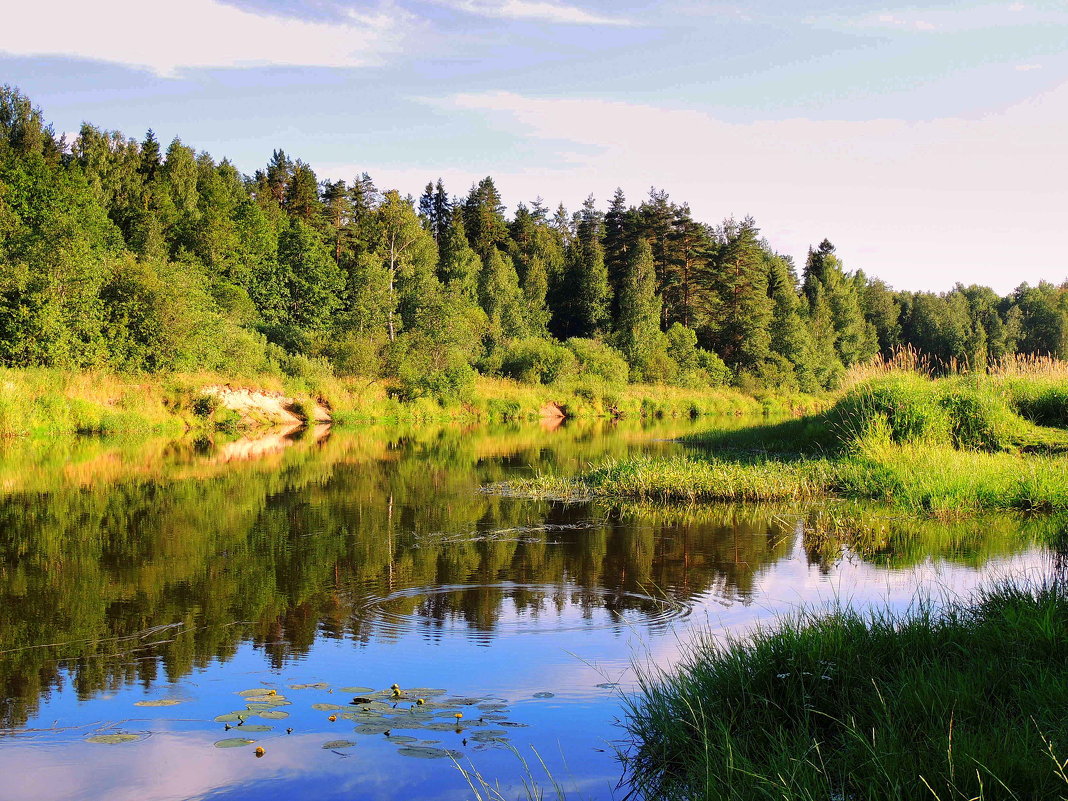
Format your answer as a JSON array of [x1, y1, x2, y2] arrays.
[[615, 238, 663, 380]]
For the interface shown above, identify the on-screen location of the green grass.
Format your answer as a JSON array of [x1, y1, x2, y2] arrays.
[[622, 579, 1068, 801], [499, 374, 1068, 517]]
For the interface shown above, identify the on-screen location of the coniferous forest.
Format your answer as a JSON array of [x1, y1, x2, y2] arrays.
[[3, 85, 1067, 401]]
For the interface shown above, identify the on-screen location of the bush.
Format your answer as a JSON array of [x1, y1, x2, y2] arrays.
[[498, 337, 578, 384], [565, 338, 629, 385]]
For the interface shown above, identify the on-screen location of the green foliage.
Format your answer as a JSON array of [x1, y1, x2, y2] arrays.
[[498, 338, 577, 384], [0, 85, 1066, 396], [624, 580, 1068, 801], [564, 338, 629, 385]]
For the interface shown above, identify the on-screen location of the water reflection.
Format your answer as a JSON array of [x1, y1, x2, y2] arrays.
[[0, 419, 1059, 801]]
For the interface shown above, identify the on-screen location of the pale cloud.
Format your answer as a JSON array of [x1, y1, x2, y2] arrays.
[[1, 0, 412, 77], [816, 2, 1068, 34], [323, 85, 1068, 293], [434, 0, 632, 25], [1015, 63, 1043, 71], [870, 12, 938, 31]]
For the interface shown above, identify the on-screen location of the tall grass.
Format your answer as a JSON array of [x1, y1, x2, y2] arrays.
[[622, 579, 1068, 801]]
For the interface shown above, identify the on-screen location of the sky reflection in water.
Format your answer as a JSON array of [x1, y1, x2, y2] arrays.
[[0, 419, 1056, 800]]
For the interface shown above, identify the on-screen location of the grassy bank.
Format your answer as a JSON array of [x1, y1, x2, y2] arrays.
[[498, 370, 1068, 516], [0, 368, 822, 438], [623, 580, 1068, 801]]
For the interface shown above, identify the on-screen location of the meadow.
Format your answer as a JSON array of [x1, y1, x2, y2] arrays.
[[501, 356, 1068, 517]]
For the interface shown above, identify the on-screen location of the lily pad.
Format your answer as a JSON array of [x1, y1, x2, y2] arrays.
[[386, 735, 419, 744], [397, 746, 461, 759], [289, 683, 329, 690], [532, 692, 555, 699], [405, 688, 447, 697], [134, 699, 183, 707], [498, 721, 529, 728], [237, 688, 274, 697], [86, 733, 142, 745], [311, 703, 346, 712], [338, 686, 374, 693], [471, 730, 509, 743], [237, 725, 272, 733], [477, 702, 508, 711], [322, 740, 357, 750], [353, 723, 393, 735], [258, 710, 289, 720], [214, 713, 246, 723], [214, 738, 256, 748], [445, 697, 483, 705], [424, 721, 469, 732]]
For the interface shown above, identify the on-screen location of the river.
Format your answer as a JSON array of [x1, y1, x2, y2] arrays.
[[0, 418, 1056, 800]]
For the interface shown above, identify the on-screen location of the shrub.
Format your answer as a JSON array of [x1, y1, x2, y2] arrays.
[[498, 337, 578, 384], [565, 338, 629, 385]]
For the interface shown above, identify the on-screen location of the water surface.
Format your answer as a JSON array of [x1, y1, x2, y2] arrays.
[[0, 419, 1056, 800]]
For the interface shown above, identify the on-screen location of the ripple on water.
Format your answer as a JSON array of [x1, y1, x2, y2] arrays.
[[354, 582, 692, 638]]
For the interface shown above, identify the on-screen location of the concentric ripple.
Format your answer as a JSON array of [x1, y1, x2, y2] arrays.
[[354, 582, 692, 639]]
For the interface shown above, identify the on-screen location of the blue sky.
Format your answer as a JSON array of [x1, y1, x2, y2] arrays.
[[4, 0, 1066, 292]]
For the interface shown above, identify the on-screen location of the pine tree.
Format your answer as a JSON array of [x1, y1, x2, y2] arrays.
[[139, 129, 161, 181], [704, 217, 772, 371], [615, 238, 663, 380], [463, 177, 508, 260]]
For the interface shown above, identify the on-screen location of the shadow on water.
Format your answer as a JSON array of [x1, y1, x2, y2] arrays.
[[0, 417, 1058, 800]]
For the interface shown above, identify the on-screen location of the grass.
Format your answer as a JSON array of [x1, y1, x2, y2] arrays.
[[498, 370, 1068, 517], [0, 368, 825, 438], [622, 579, 1068, 801]]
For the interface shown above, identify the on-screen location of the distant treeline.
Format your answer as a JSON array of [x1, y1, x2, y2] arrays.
[[1, 85, 1066, 398]]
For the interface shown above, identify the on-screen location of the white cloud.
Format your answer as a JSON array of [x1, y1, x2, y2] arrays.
[[324, 85, 1068, 293], [871, 12, 938, 31], [1, 0, 412, 77], [435, 0, 631, 25], [816, 3, 1068, 35], [1015, 63, 1043, 71]]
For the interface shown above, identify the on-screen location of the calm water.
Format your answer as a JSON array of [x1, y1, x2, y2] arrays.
[[0, 419, 1057, 801]]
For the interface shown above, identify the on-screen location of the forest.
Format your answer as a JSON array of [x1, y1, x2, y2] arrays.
[[3, 84, 1067, 402]]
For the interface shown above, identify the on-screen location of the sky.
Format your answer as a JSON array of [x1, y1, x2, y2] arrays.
[[3, 0, 1066, 293]]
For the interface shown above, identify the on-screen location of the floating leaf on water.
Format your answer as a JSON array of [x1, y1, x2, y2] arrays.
[[340, 712, 388, 724], [86, 733, 142, 745], [477, 703, 508, 711], [405, 688, 447, 697], [350, 701, 391, 713], [532, 692, 555, 699], [134, 699, 183, 707], [214, 738, 256, 748], [312, 703, 345, 712], [258, 710, 289, 720], [352, 723, 392, 735], [214, 713, 246, 723], [386, 735, 418, 744], [481, 713, 508, 721], [237, 725, 272, 733], [322, 740, 357, 750], [397, 746, 460, 760], [236, 689, 274, 697], [338, 686, 374, 694], [424, 721, 469, 732], [471, 730, 509, 743], [289, 683, 329, 690], [498, 721, 529, 728], [595, 682, 620, 689], [245, 703, 277, 711], [445, 697, 483, 706]]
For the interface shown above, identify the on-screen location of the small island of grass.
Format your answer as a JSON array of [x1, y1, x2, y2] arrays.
[[493, 363, 1068, 517]]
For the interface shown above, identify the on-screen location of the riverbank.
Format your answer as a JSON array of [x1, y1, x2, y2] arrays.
[[0, 368, 823, 438], [623, 579, 1068, 801], [497, 372, 1068, 516]]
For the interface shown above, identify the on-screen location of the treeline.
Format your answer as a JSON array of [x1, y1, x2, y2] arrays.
[[2, 85, 1067, 398]]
